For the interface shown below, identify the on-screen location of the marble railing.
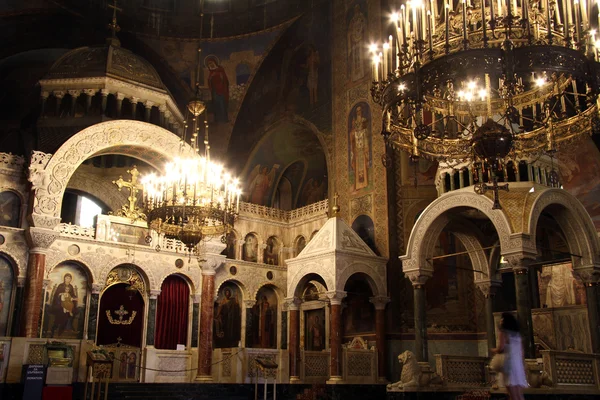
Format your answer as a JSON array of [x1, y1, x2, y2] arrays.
[[55, 223, 96, 239], [435, 354, 490, 388], [541, 350, 600, 391], [239, 200, 329, 222], [300, 350, 330, 383], [343, 347, 377, 383]]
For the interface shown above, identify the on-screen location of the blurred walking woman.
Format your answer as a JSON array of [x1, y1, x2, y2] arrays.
[[492, 312, 528, 400]]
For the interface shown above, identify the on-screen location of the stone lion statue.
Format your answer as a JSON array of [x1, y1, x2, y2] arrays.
[[387, 350, 421, 390]]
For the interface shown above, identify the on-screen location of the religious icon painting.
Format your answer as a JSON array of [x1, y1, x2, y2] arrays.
[[0, 255, 15, 336], [213, 282, 242, 348], [242, 233, 258, 262], [304, 308, 326, 351], [42, 262, 89, 339], [0, 191, 21, 228], [249, 286, 278, 349], [347, 102, 372, 191]]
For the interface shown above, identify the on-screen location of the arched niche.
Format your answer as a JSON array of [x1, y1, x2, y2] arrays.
[[342, 273, 375, 338], [0, 254, 16, 336], [0, 190, 22, 228], [246, 284, 278, 349], [221, 230, 238, 260], [214, 281, 243, 348], [97, 264, 147, 347], [295, 274, 328, 352], [42, 261, 91, 339], [293, 235, 306, 257], [351, 214, 378, 255], [242, 233, 259, 262], [263, 236, 281, 266], [155, 274, 191, 350]]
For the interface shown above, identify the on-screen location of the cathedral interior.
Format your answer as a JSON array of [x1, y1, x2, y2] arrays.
[[1, 0, 600, 399]]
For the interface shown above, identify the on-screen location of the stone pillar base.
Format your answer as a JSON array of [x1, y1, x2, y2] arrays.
[[289, 376, 301, 383], [194, 375, 214, 382], [326, 376, 344, 384]]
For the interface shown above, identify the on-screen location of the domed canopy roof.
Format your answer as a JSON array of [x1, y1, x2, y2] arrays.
[[45, 42, 165, 91]]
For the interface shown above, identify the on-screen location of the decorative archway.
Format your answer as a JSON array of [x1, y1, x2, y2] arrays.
[[29, 120, 195, 226]]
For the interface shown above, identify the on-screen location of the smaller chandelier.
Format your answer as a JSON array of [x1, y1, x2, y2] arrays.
[[141, 90, 240, 253]]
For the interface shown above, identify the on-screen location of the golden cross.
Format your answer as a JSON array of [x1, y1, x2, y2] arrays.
[[113, 166, 143, 218], [332, 192, 340, 216], [107, 0, 122, 38]]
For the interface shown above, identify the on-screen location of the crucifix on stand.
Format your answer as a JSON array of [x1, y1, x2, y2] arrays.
[[474, 173, 509, 210], [112, 166, 146, 221], [107, 0, 122, 39]]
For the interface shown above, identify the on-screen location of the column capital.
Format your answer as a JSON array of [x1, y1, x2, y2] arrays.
[[115, 92, 126, 101], [53, 90, 66, 99], [243, 299, 256, 308], [192, 294, 201, 304], [83, 89, 97, 97], [100, 88, 110, 96], [28, 213, 60, 229], [369, 296, 391, 310], [405, 270, 432, 287], [92, 283, 105, 294], [17, 277, 26, 287], [325, 291, 347, 305], [130, 96, 140, 103], [67, 89, 81, 97], [26, 227, 59, 250], [574, 266, 600, 286], [144, 101, 154, 108], [150, 289, 161, 299], [158, 104, 167, 112], [503, 253, 536, 272], [475, 280, 502, 297], [285, 297, 302, 310], [43, 279, 52, 290], [41, 91, 50, 99]]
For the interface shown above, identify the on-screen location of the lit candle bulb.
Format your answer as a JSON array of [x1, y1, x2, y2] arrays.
[[383, 42, 390, 78]]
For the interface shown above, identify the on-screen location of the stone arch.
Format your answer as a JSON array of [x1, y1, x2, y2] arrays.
[[30, 120, 195, 225], [252, 281, 286, 304], [293, 235, 307, 257], [290, 271, 331, 299], [528, 189, 600, 268], [157, 271, 196, 294], [214, 278, 250, 300], [402, 191, 513, 274], [337, 263, 386, 297], [242, 232, 260, 262], [46, 258, 95, 286], [0, 250, 22, 278], [98, 259, 155, 293]]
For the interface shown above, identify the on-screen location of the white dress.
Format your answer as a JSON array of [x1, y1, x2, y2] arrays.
[[503, 330, 528, 388]]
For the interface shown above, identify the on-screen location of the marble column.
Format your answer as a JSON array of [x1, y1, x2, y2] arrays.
[[287, 297, 301, 383], [476, 282, 499, 353], [147, 290, 160, 346], [10, 277, 26, 336], [576, 269, 600, 353], [144, 101, 154, 122], [508, 256, 536, 358], [159, 105, 167, 127], [370, 296, 390, 381], [327, 291, 346, 382], [83, 89, 96, 115], [53, 91, 65, 117], [449, 171, 456, 191], [244, 299, 256, 347], [458, 169, 465, 188], [115, 92, 125, 118], [87, 284, 104, 342], [130, 97, 139, 120], [196, 269, 216, 381], [191, 295, 200, 348], [408, 274, 430, 362], [20, 250, 47, 337], [529, 265, 540, 309], [68, 89, 80, 116], [39, 91, 49, 117], [100, 89, 109, 116]]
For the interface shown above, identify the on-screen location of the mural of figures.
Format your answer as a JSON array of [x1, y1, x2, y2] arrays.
[[348, 102, 372, 191], [42, 263, 89, 339], [0, 256, 14, 336], [351, 215, 378, 255], [264, 236, 280, 265], [347, 2, 367, 82], [249, 286, 278, 349], [300, 178, 326, 206], [305, 308, 325, 351], [205, 55, 230, 123], [539, 263, 586, 308], [247, 164, 280, 205], [214, 283, 242, 348], [222, 232, 236, 259], [242, 233, 258, 262], [0, 191, 20, 228], [294, 236, 306, 257]]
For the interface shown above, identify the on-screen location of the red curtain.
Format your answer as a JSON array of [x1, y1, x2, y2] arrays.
[[97, 283, 145, 347], [155, 275, 190, 349]]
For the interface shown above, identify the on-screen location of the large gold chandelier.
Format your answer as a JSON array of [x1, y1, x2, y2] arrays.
[[141, 90, 240, 253], [371, 0, 600, 194]]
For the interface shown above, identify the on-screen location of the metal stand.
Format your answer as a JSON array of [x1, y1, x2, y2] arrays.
[[84, 352, 113, 400], [254, 357, 278, 400]]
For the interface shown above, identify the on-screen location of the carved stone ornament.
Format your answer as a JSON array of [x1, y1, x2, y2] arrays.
[[26, 227, 59, 250], [503, 254, 536, 271], [106, 265, 145, 294], [284, 297, 302, 311], [404, 271, 432, 287], [350, 193, 373, 218], [325, 290, 347, 305], [475, 281, 502, 297], [574, 267, 600, 285], [369, 295, 391, 310]]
